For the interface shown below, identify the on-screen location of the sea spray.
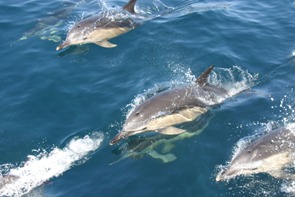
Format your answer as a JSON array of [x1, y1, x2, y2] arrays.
[[0, 132, 104, 197]]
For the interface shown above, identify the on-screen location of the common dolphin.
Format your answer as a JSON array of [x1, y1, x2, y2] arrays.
[[56, 0, 139, 50], [110, 66, 231, 145], [111, 112, 214, 164], [20, 2, 75, 43], [216, 126, 295, 181]]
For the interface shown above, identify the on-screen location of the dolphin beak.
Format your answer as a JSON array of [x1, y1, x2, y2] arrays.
[[110, 127, 148, 145], [56, 41, 68, 51], [110, 129, 140, 145], [110, 131, 127, 145], [216, 171, 228, 182], [216, 171, 226, 182], [216, 166, 239, 182]]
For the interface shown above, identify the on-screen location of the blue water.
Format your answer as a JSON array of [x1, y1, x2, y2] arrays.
[[1, 0, 295, 196]]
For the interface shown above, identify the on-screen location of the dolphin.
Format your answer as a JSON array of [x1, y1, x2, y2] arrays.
[[56, 0, 139, 50], [111, 111, 214, 164], [19, 2, 75, 43], [110, 65, 231, 145], [216, 126, 295, 181]]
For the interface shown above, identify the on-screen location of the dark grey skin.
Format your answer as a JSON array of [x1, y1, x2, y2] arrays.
[[216, 127, 295, 181], [56, 0, 140, 50], [110, 66, 230, 145]]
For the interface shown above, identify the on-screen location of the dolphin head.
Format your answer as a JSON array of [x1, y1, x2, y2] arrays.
[[216, 146, 263, 181], [216, 127, 295, 181], [110, 104, 162, 145], [56, 20, 95, 50], [123, 104, 158, 132]]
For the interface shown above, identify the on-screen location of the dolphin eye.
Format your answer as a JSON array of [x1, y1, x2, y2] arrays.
[[135, 112, 140, 116], [247, 150, 251, 153], [77, 25, 81, 28], [83, 37, 87, 40]]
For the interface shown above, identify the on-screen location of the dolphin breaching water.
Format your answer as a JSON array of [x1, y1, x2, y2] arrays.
[[56, 0, 140, 50], [216, 125, 295, 181], [111, 112, 214, 164], [110, 65, 244, 145]]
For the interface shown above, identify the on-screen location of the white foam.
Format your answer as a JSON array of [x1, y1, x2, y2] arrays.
[[0, 132, 104, 197], [210, 66, 258, 98], [281, 181, 295, 194]]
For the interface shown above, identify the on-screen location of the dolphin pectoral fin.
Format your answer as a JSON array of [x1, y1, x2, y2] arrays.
[[177, 107, 208, 121], [161, 142, 175, 154], [158, 126, 187, 135], [148, 150, 177, 163], [95, 40, 117, 48]]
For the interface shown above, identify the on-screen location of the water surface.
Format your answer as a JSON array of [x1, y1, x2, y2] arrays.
[[1, 0, 295, 196]]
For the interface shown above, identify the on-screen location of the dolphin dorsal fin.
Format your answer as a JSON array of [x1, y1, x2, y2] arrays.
[[195, 65, 214, 86], [123, 0, 137, 14]]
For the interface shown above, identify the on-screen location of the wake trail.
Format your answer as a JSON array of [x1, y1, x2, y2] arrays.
[[0, 132, 104, 197]]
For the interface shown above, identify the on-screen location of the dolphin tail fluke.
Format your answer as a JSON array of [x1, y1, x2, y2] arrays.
[[123, 0, 137, 14], [157, 126, 187, 135], [95, 40, 117, 48], [195, 65, 214, 86]]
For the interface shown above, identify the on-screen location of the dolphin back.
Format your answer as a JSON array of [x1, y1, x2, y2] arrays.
[[249, 128, 295, 157]]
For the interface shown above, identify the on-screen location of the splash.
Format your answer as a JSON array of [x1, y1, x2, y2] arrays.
[[209, 66, 258, 98], [270, 90, 295, 125], [160, 1, 232, 19], [0, 132, 104, 197], [281, 181, 295, 194], [281, 124, 295, 195]]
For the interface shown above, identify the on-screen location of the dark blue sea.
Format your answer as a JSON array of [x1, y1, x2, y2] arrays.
[[1, 0, 295, 196]]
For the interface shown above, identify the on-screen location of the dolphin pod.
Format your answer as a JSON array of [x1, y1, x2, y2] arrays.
[[56, 0, 139, 50], [216, 126, 295, 181], [8, 0, 294, 194], [110, 66, 233, 145]]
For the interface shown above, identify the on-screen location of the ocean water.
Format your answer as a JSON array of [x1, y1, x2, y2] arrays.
[[0, 0, 295, 196]]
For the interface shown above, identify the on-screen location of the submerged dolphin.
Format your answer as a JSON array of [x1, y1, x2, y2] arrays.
[[56, 0, 139, 50], [110, 66, 231, 145], [216, 126, 295, 181], [111, 112, 214, 164], [20, 2, 75, 43]]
